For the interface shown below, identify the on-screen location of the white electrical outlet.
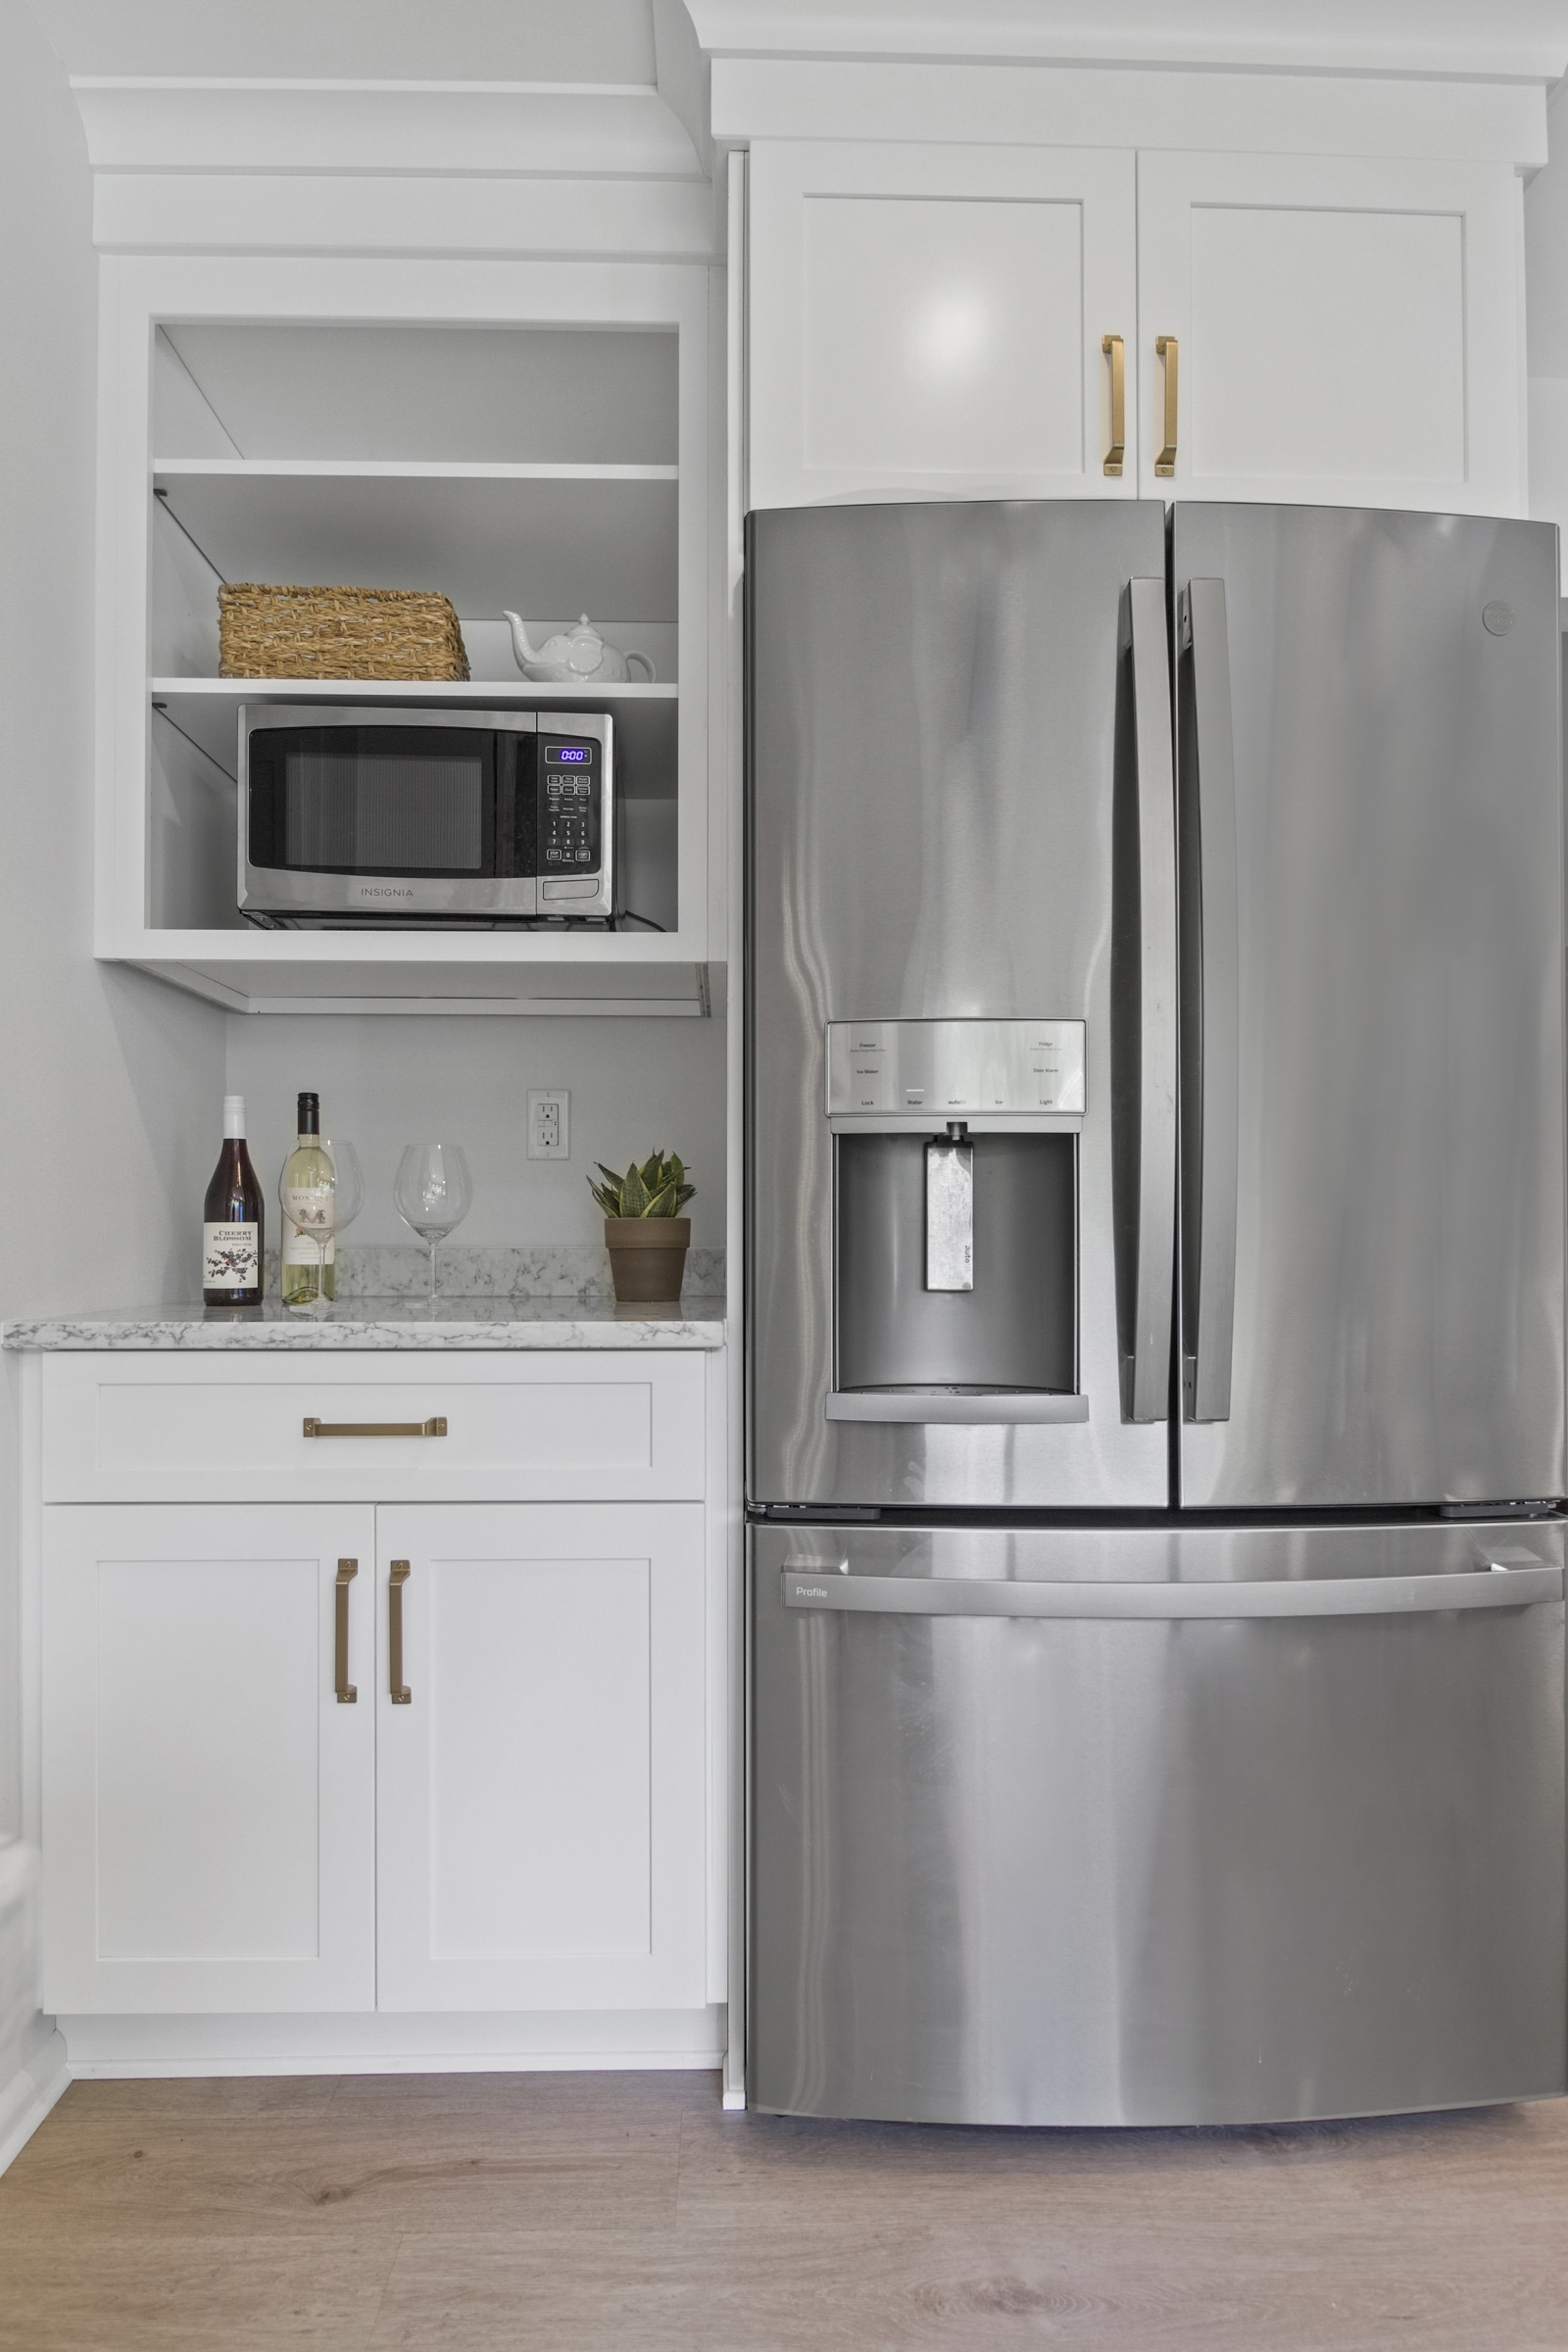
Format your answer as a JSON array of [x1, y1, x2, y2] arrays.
[[526, 1089, 569, 1160]]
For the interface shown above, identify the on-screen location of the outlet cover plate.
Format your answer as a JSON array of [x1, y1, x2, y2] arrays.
[[526, 1088, 569, 1160]]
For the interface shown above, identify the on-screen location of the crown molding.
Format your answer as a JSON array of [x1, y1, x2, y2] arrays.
[[684, 0, 1568, 83], [70, 78, 707, 182], [709, 56, 1549, 164]]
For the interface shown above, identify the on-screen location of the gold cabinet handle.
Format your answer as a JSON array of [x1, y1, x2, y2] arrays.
[[334, 1559, 358, 1704], [389, 1561, 412, 1704], [304, 1417, 447, 1439], [1102, 333, 1125, 476], [1154, 334, 1179, 478]]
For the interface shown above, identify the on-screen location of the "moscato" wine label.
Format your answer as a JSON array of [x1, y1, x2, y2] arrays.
[[203, 1222, 260, 1288]]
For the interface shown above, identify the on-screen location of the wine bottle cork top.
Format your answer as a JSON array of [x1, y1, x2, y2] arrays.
[[222, 1094, 246, 1138]]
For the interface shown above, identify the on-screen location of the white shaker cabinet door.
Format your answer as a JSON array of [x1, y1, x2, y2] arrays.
[[1136, 152, 1524, 514], [41, 1504, 376, 2013], [375, 1503, 707, 2012], [748, 140, 1139, 509]]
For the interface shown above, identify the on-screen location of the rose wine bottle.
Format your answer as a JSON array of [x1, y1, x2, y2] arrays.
[[281, 1091, 336, 1308], [202, 1094, 265, 1306]]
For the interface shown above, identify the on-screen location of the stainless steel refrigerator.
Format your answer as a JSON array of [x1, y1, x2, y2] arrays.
[[746, 498, 1568, 2126]]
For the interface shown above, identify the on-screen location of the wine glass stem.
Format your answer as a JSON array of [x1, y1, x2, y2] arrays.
[[429, 1237, 439, 1309]]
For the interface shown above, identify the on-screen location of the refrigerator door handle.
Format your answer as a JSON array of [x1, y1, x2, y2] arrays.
[[1123, 576, 1178, 1422], [782, 1564, 1564, 1619], [1179, 578, 1240, 1423]]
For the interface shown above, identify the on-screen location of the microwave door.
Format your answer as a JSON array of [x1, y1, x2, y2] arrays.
[[238, 708, 540, 922]]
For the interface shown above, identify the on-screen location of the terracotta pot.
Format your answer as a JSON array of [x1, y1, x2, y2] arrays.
[[605, 1216, 690, 1304]]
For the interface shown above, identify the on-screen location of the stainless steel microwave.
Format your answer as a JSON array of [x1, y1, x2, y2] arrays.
[[237, 707, 618, 925]]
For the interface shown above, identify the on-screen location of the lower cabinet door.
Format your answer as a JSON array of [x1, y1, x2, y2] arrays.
[[375, 1502, 708, 2011], [42, 1503, 376, 2013]]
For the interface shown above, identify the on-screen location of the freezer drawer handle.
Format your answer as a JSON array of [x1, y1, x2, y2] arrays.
[[304, 1417, 447, 1439], [782, 1565, 1564, 1620], [1177, 579, 1240, 1424], [1119, 577, 1178, 1423]]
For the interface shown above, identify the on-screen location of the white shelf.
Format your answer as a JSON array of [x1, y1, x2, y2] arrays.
[[150, 676, 678, 787], [114, 947, 711, 1018], [155, 460, 679, 481], [152, 464, 679, 621]]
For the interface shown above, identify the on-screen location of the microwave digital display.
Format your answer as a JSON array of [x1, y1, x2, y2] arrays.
[[239, 709, 616, 926]]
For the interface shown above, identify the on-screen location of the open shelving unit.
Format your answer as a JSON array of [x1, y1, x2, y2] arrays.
[[99, 275, 715, 1012]]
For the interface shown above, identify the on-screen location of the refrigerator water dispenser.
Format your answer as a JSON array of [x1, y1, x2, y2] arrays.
[[826, 1019, 1088, 1425]]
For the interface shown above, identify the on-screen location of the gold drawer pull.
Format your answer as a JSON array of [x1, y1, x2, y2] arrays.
[[1102, 332, 1125, 476], [1154, 333, 1179, 477], [303, 1417, 448, 1439], [334, 1559, 358, 1704], [389, 1561, 412, 1704]]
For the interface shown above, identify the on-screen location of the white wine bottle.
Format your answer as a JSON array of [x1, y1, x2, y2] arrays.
[[203, 1095, 264, 1307], [281, 1091, 336, 1309]]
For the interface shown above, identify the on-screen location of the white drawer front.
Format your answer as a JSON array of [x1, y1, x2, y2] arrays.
[[42, 1352, 708, 1503]]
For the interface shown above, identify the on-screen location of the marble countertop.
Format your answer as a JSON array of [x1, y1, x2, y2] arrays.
[[1, 1297, 727, 1350]]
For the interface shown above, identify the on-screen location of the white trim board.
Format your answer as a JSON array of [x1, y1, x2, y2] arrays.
[[71, 80, 706, 181], [688, 0, 1568, 82], [93, 172, 719, 262], [58, 2008, 725, 2078], [0, 2029, 70, 2180], [710, 60, 1547, 167]]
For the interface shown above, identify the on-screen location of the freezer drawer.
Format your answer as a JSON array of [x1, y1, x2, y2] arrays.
[[750, 1521, 1567, 2127]]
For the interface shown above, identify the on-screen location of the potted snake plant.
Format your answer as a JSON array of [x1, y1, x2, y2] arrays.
[[589, 1151, 696, 1303]]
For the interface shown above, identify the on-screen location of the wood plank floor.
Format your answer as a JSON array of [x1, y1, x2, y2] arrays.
[[3, 2073, 1568, 2350]]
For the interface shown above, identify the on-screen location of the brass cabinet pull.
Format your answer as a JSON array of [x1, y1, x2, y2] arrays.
[[1102, 333, 1125, 476], [334, 1559, 358, 1704], [389, 1561, 412, 1704], [303, 1417, 447, 1439], [1154, 334, 1179, 477]]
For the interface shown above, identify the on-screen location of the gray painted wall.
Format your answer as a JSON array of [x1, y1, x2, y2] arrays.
[[225, 1011, 727, 1255], [0, 0, 224, 1839]]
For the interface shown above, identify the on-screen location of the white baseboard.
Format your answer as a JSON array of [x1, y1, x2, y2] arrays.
[[0, 2024, 70, 2177], [60, 2005, 727, 2081]]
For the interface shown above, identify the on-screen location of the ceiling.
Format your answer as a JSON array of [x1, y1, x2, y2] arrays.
[[24, 0, 662, 82]]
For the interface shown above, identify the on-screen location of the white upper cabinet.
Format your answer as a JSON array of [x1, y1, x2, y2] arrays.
[[1135, 153, 1524, 512], [745, 140, 1526, 519], [748, 142, 1139, 509]]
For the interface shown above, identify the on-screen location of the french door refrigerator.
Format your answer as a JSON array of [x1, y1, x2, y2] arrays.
[[746, 498, 1568, 2126]]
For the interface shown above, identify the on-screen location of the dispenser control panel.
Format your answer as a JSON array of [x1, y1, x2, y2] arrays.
[[826, 1019, 1086, 1116]]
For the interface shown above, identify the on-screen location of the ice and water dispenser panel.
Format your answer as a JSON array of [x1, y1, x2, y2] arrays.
[[826, 1020, 1088, 1422]]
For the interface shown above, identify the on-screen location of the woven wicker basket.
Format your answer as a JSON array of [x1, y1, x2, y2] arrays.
[[219, 583, 470, 682]]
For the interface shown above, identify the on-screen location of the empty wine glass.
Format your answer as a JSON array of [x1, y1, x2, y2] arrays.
[[322, 1139, 364, 1299], [394, 1144, 472, 1310], [278, 1137, 364, 1316]]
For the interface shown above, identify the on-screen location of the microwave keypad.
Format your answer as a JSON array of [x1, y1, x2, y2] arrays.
[[540, 739, 601, 873]]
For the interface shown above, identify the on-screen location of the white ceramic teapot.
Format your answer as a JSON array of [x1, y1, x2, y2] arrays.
[[502, 612, 657, 685]]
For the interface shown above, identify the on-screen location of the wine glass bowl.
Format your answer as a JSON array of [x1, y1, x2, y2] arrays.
[[394, 1144, 473, 1310]]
